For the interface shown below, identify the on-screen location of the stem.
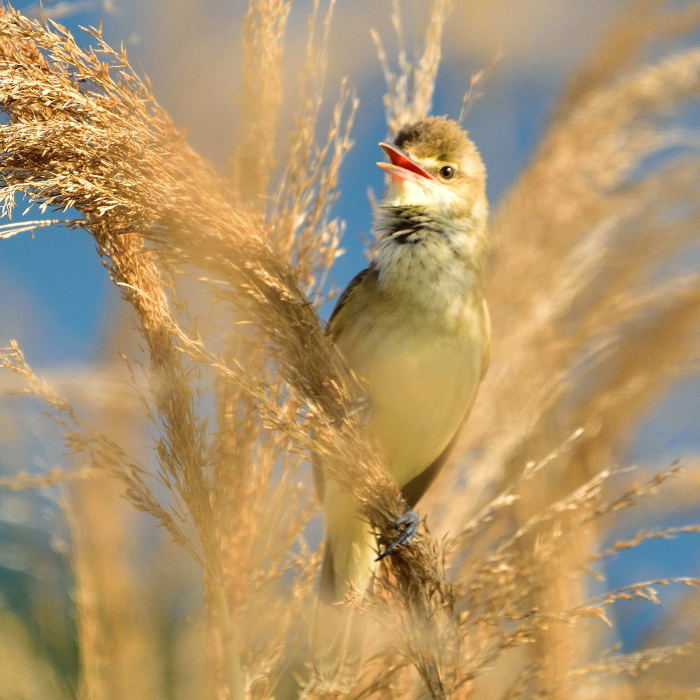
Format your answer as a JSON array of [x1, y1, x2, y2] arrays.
[[212, 578, 245, 700]]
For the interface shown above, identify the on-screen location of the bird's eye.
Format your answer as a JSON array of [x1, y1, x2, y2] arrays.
[[439, 165, 455, 180]]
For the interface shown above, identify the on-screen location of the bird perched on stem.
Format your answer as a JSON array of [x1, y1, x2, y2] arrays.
[[312, 116, 490, 689]]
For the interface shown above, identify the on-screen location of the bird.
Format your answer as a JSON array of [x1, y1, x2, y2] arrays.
[[311, 116, 490, 689]]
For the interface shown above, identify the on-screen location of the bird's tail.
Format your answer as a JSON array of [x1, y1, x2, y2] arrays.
[[311, 486, 377, 692]]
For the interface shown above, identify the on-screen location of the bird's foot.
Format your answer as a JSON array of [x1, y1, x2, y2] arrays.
[[375, 511, 419, 561]]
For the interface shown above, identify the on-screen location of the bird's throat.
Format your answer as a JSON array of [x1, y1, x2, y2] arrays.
[[373, 205, 485, 325]]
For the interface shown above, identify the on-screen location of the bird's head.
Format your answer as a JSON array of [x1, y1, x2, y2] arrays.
[[377, 117, 487, 227]]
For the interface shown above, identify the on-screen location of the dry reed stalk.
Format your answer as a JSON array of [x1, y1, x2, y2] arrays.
[[269, 0, 357, 300], [0, 3, 449, 696], [0, 0, 699, 697], [371, 0, 453, 136], [67, 318, 166, 699], [422, 0, 700, 694], [230, 0, 291, 206], [216, 15, 359, 679]]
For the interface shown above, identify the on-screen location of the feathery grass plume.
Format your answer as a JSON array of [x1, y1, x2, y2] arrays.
[[371, 0, 453, 135], [422, 0, 700, 695], [0, 2, 441, 695], [69, 317, 168, 698], [0, 465, 96, 489], [269, 0, 357, 299], [230, 0, 291, 206], [0, 7, 290, 695], [1, 0, 700, 697]]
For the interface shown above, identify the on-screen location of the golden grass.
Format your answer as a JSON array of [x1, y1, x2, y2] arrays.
[[0, 0, 699, 697]]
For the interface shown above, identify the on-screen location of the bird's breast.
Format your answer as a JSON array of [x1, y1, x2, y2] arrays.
[[374, 228, 480, 325], [336, 296, 486, 487]]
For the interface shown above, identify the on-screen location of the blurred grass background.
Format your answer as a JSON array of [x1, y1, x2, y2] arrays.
[[0, 1, 699, 697]]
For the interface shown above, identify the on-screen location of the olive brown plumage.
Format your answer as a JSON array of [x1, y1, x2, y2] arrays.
[[312, 117, 490, 690]]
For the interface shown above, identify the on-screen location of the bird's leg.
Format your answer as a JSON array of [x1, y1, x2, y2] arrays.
[[375, 511, 419, 561]]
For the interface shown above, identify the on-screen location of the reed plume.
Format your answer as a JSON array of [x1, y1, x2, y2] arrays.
[[0, 1, 699, 697]]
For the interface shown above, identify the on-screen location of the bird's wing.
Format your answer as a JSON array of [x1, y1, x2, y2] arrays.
[[402, 298, 491, 507], [400, 430, 461, 508], [314, 266, 374, 501], [326, 266, 373, 339]]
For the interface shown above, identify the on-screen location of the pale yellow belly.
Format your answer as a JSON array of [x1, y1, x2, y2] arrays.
[[338, 316, 483, 487]]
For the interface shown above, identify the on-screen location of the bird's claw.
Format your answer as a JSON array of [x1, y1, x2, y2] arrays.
[[375, 511, 419, 561]]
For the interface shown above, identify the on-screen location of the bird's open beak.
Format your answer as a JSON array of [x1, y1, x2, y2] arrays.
[[377, 142, 436, 183]]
